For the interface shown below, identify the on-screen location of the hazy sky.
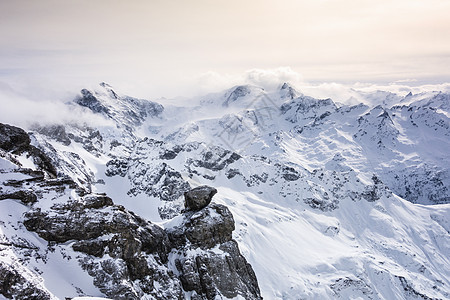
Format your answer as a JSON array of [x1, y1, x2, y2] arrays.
[[1, 0, 450, 99]]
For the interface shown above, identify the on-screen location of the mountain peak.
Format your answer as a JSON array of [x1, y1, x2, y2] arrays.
[[222, 84, 265, 107], [279, 82, 300, 99]]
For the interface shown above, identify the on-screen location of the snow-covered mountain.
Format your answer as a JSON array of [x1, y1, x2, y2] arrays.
[[1, 82, 449, 299]]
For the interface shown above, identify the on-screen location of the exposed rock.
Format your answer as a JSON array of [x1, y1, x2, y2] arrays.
[[167, 201, 262, 299], [223, 85, 252, 106], [169, 203, 234, 250], [191, 146, 241, 171], [0, 190, 37, 205], [76, 89, 109, 114], [184, 185, 218, 211], [33, 124, 71, 146], [0, 123, 57, 177], [280, 82, 300, 100], [23, 194, 181, 299], [21, 183, 261, 299], [0, 262, 53, 300], [24, 195, 170, 259], [281, 166, 301, 181], [0, 123, 31, 154]]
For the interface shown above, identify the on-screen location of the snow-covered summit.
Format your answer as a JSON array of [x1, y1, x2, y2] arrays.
[[75, 82, 163, 130]]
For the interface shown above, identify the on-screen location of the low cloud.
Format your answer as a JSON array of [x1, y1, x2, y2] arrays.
[[195, 67, 303, 95], [1, 68, 449, 130], [243, 67, 302, 90], [0, 83, 113, 130]]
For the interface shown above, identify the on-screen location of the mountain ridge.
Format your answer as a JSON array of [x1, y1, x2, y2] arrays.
[[1, 82, 449, 299]]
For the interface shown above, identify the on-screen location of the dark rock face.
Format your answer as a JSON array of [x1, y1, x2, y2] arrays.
[[0, 123, 57, 177], [167, 188, 262, 300], [175, 240, 261, 300], [23, 194, 181, 299], [0, 190, 37, 205], [33, 124, 71, 146], [184, 185, 218, 211], [0, 123, 31, 154], [24, 195, 170, 257], [168, 203, 234, 250], [76, 89, 109, 114], [0, 262, 52, 300], [192, 147, 241, 172], [21, 185, 261, 299]]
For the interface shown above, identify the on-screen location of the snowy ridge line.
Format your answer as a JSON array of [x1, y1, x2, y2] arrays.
[[1, 82, 449, 299]]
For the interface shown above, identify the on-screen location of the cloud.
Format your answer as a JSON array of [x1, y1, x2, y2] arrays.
[[1, 67, 449, 130], [195, 67, 303, 95], [244, 68, 303, 90], [0, 83, 113, 129], [295, 81, 450, 106]]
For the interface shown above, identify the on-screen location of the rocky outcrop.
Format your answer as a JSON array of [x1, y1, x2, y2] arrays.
[[0, 262, 53, 300], [0, 123, 57, 177], [23, 194, 182, 299], [0, 123, 31, 153], [21, 186, 261, 300], [75, 84, 164, 128], [223, 85, 252, 107], [0, 190, 37, 205], [33, 124, 71, 146], [167, 187, 262, 299], [76, 89, 110, 114]]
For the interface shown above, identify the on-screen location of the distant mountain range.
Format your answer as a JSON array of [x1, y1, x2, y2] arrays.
[[1, 82, 449, 299]]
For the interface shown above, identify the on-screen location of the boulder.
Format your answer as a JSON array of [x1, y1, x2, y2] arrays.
[[184, 185, 217, 211]]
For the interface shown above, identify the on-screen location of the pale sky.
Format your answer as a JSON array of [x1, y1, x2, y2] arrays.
[[1, 0, 450, 99]]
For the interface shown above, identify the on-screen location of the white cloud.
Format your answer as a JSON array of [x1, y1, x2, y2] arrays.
[[0, 84, 113, 129], [244, 68, 303, 91], [195, 67, 303, 95]]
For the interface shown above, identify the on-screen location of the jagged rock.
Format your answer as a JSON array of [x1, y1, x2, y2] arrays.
[[72, 239, 108, 257], [175, 241, 261, 299], [0, 123, 57, 177], [184, 185, 218, 211], [21, 186, 261, 299], [0, 190, 37, 204], [167, 200, 262, 299], [223, 85, 252, 106], [169, 203, 234, 250], [0, 123, 31, 154], [23, 194, 181, 299], [76, 89, 109, 114], [24, 196, 170, 258], [281, 166, 300, 181], [33, 124, 71, 146], [0, 262, 52, 300], [192, 147, 241, 171]]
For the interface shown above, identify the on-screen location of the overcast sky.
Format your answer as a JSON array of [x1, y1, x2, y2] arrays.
[[1, 0, 450, 99]]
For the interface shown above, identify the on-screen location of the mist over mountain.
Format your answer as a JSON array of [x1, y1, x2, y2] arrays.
[[0, 82, 449, 299]]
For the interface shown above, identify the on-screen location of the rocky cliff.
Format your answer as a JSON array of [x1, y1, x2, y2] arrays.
[[0, 123, 261, 299]]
